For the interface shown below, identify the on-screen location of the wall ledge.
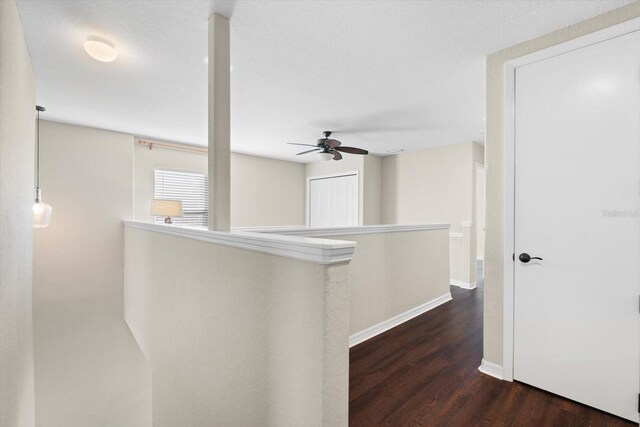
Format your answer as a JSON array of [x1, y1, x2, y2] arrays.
[[235, 223, 450, 237], [123, 220, 356, 265]]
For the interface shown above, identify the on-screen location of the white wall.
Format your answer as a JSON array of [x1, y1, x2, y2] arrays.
[[0, 1, 36, 425], [363, 156, 382, 225], [484, 1, 640, 367], [134, 144, 306, 227], [381, 142, 478, 228], [32, 121, 310, 426], [124, 225, 349, 426], [247, 225, 450, 344], [33, 121, 151, 427], [382, 142, 484, 286], [231, 153, 306, 227], [305, 229, 450, 337]]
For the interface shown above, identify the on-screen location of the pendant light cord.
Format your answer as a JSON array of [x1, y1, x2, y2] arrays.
[[35, 107, 40, 190]]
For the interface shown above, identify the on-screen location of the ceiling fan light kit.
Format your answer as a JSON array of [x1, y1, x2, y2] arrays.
[[317, 151, 334, 161], [288, 131, 369, 161]]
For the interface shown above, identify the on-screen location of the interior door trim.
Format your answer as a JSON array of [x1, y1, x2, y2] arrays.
[[501, 17, 640, 383], [306, 170, 360, 227]]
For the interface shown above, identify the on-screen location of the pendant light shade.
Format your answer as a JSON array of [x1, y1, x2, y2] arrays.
[[33, 190, 52, 228], [33, 105, 52, 228], [33, 204, 52, 228]]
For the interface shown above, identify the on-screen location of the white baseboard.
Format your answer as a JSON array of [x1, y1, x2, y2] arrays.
[[450, 280, 477, 290], [478, 359, 503, 380], [349, 292, 453, 347]]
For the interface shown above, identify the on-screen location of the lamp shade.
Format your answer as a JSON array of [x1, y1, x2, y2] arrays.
[[150, 199, 183, 217], [33, 201, 53, 228]]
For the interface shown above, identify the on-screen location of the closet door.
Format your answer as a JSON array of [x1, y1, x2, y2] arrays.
[[308, 173, 358, 228]]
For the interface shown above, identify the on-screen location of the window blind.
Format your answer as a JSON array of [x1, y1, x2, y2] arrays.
[[154, 169, 208, 227]]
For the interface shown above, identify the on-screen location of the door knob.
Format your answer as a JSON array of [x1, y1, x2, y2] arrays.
[[519, 253, 543, 263]]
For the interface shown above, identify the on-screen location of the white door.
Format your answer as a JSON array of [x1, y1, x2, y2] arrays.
[[513, 30, 640, 422], [308, 173, 358, 228]]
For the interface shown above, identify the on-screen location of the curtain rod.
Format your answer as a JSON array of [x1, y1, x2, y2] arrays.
[[137, 139, 208, 155]]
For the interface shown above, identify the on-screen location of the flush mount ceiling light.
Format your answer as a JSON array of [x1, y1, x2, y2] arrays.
[[84, 38, 117, 62]]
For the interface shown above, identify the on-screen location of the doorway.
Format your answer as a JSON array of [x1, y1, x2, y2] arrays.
[[475, 164, 485, 279]]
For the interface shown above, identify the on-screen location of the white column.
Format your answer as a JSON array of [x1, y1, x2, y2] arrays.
[[208, 13, 231, 231]]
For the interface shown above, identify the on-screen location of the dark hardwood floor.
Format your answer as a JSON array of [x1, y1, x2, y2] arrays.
[[349, 279, 637, 426]]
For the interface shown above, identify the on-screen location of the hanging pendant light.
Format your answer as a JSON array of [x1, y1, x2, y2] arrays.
[[33, 105, 52, 228]]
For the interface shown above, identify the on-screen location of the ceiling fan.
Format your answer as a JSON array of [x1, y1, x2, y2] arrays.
[[288, 131, 369, 161]]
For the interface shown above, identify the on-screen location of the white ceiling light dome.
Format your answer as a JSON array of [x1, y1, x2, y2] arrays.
[[84, 38, 118, 62]]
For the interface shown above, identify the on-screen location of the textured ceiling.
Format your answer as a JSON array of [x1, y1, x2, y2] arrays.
[[17, 0, 632, 162]]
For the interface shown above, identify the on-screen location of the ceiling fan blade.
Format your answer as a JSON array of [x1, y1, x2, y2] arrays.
[[332, 150, 343, 161], [296, 148, 320, 155], [335, 146, 368, 155], [288, 143, 318, 147]]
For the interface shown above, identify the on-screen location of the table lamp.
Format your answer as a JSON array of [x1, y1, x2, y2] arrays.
[[150, 199, 183, 224]]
